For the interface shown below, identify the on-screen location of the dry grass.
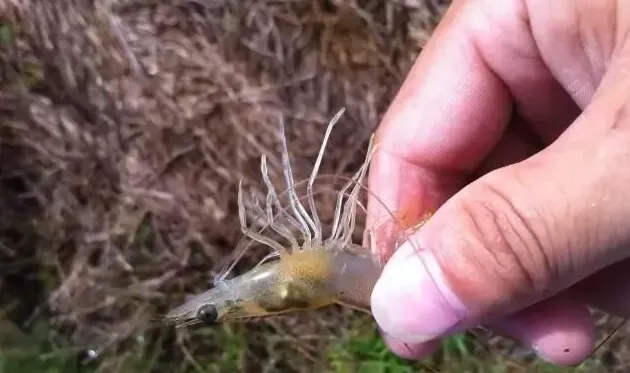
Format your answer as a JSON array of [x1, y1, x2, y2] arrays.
[[0, 1, 628, 372]]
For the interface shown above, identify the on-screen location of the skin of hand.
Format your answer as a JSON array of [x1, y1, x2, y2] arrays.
[[365, 0, 630, 367]]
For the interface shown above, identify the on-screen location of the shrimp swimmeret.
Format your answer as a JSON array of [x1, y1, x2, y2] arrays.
[[165, 108, 425, 327]]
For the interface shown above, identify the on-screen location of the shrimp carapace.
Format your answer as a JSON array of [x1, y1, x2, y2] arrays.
[[165, 247, 382, 326], [164, 108, 425, 327]]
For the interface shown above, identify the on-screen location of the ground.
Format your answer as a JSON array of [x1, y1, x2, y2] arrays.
[[0, 1, 628, 372]]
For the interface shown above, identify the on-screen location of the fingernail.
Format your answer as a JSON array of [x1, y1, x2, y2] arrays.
[[371, 242, 469, 344]]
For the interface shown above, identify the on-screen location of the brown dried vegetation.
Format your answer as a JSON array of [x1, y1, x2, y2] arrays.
[[0, 1, 628, 372], [0, 0, 447, 371]]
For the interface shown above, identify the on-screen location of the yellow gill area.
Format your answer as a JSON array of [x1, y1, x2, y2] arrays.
[[216, 250, 340, 322], [273, 250, 340, 310], [277, 250, 335, 283], [281, 247, 383, 315]]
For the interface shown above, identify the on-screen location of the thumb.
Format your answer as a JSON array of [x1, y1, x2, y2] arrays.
[[370, 124, 630, 344]]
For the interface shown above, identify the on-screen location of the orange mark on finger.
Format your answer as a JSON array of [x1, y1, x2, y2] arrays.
[[373, 201, 435, 263]]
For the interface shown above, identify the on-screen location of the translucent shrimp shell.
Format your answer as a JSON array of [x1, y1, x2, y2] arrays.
[[165, 108, 419, 327]]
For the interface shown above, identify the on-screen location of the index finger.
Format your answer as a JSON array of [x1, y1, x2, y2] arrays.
[[366, 1, 513, 261]]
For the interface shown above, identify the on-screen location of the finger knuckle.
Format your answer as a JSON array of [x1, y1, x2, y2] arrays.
[[454, 173, 555, 303]]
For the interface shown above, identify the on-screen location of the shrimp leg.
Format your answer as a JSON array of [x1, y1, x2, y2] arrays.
[[329, 136, 375, 244], [278, 116, 316, 246], [238, 180, 286, 254], [336, 136, 376, 247], [306, 108, 346, 246], [260, 155, 301, 251]]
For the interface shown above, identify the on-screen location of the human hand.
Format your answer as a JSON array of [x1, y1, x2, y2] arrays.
[[365, 0, 630, 366]]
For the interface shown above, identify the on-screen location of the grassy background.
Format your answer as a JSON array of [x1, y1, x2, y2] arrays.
[[0, 317, 607, 373], [0, 1, 628, 372]]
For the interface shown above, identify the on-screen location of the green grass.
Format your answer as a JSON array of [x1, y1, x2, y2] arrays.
[[0, 24, 14, 46], [326, 325, 491, 373], [0, 22, 43, 89], [325, 320, 606, 373], [0, 315, 610, 373], [0, 319, 82, 373], [327, 327, 419, 373], [0, 318, 249, 373], [181, 324, 247, 373]]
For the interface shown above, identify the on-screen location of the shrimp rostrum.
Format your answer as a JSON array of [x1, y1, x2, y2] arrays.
[[165, 108, 413, 327]]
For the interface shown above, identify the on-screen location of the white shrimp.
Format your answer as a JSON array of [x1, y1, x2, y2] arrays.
[[164, 108, 425, 327]]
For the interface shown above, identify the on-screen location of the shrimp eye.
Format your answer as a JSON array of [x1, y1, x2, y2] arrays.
[[196, 304, 218, 324]]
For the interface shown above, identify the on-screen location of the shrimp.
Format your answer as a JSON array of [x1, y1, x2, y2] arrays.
[[164, 108, 420, 327]]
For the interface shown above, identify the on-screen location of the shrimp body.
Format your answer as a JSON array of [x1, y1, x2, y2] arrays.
[[165, 246, 381, 325], [165, 108, 412, 327]]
